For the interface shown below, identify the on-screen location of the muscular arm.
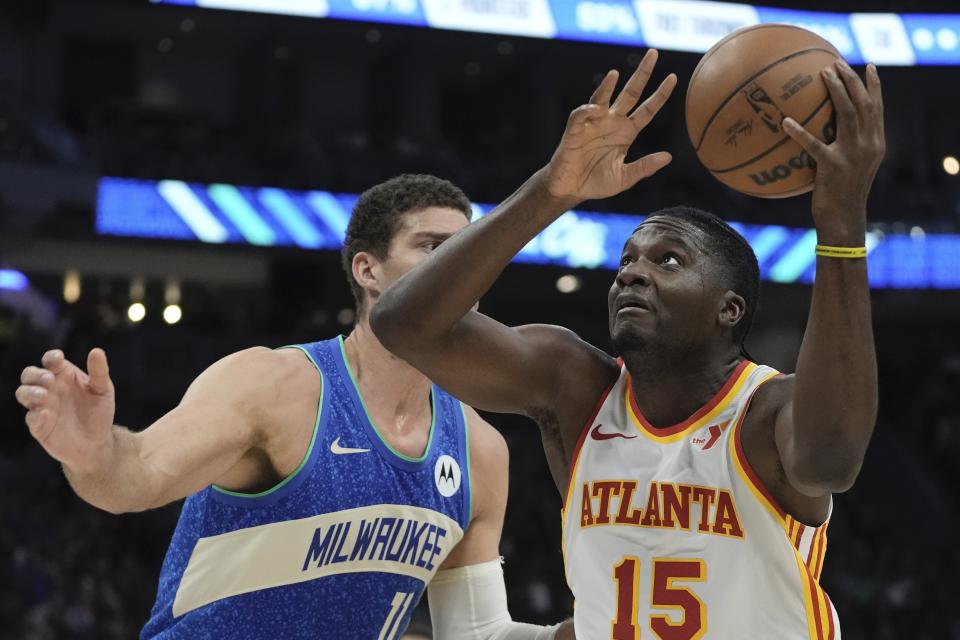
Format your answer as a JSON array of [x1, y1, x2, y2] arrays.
[[772, 61, 884, 496], [373, 176, 597, 416], [439, 408, 510, 570], [372, 52, 675, 420], [17, 347, 289, 513]]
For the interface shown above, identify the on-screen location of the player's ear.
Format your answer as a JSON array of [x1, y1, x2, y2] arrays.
[[353, 251, 386, 303], [719, 291, 746, 330]]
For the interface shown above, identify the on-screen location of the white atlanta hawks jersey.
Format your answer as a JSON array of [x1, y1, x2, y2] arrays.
[[562, 360, 839, 640]]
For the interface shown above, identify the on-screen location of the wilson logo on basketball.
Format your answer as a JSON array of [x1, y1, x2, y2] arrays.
[[748, 149, 816, 186], [746, 115, 836, 186]]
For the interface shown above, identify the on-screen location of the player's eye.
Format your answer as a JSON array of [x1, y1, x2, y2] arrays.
[[619, 254, 634, 267], [660, 253, 681, 267]]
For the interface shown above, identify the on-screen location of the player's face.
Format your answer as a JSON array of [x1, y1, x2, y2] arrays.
[[379, 206, 470, 289], [607, 217, 724, 355]]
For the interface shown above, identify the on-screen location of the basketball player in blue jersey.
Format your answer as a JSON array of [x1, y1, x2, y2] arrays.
[[371, 50, 884, 639], [15, 175, 574, 639]]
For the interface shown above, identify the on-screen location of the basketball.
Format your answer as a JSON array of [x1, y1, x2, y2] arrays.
[[685, 24, 842, 198]]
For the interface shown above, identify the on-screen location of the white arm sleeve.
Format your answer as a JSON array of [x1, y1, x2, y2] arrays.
[[427, 559, 562, 640]]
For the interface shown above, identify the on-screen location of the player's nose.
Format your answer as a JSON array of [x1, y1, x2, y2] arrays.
[[616, 261, 653, 288]]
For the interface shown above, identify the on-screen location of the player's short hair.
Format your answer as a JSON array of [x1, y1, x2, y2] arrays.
[[341, 174, 471, 310], [645, 205, 760, 354]]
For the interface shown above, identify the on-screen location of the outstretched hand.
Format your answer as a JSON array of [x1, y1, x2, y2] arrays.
[[783, 60, 885, 243], [15, 348, 116, 475], [543, 49, 677, 205]]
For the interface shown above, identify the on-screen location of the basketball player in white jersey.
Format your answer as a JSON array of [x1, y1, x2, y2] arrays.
[[371, 49, 884, 640]]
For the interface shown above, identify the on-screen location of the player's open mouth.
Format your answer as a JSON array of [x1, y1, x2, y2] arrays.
[[616, 307, 653, 322], [616, 296, 654, 315]]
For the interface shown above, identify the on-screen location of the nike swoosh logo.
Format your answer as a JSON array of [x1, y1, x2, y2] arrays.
[[590, 423, 637, 441], [330, 437, 371, 455]]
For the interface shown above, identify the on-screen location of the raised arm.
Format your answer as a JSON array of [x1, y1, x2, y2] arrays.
[[372, 50, 677, 418], [16, 346, 286, 513], [773, 60, 884, 496]]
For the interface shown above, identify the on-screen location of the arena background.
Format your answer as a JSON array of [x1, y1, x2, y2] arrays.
[[2, 0, 959, 638]]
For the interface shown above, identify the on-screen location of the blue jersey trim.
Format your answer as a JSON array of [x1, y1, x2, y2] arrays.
[[458, 402, 473, 531], [331, 336, 439, 472], [209, 345, 329, 508]]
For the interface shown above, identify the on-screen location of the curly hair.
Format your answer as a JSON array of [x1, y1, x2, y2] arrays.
[[341, 174, 472, 311]]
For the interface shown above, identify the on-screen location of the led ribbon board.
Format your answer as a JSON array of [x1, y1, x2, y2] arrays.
[[150, 0, 960, 66], [97, 177, 960, 289]]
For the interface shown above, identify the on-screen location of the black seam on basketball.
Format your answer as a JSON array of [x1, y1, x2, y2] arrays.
[[723, 183, 814, 198], [708, 94, 831, 174], [692, 48, 838, 152], [686, 24, 826, 102]]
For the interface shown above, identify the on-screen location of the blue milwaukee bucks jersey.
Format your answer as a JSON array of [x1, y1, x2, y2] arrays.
[[141, 336, 472, 639]]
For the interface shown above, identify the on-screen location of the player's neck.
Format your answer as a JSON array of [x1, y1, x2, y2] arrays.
[[622, 345, 743, 429], [342, 320, 433, 434]]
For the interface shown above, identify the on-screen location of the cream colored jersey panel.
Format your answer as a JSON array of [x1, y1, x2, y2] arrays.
[[562, 361, 839, 640]]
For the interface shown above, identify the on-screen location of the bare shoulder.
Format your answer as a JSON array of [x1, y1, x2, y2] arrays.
[[749, 372, 796, 417], [515, 324, 617, 371], [519, 322, 619, 421], [189, 346, 321, 435], [194, 347, 315, 399], [437, 407, 507, 569], [739, 372, 795, 446], [515, 324, 619, 407], [206, 346, 285, 379], [741, 372, 830, 524], [463, 406, 509, 478], [461, 407, 509, 523], [257, 347, 323, 422]]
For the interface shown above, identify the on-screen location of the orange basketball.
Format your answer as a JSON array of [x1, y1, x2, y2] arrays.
[[685, 24, 841, 198]]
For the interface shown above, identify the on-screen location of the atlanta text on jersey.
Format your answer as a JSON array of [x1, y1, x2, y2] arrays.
[[578, 480, 744, 538]]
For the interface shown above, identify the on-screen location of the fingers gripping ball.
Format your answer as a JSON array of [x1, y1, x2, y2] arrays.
[[686, 24, 841, 198]]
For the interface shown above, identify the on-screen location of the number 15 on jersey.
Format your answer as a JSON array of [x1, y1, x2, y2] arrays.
[[612, 557, 707, 640]]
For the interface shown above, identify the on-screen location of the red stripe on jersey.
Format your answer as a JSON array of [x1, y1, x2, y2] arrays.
[[807, 570, 825, 640], [806, 528, 818, 567], [627, 359, 752, 436], [732, 383, 788, 521], [815, 530, 829, 580], [811, 527, 827, 579], [562, 372, 618, 512], [823, 591, 836, 640], [825, 591, 836, 640], [794, 523, 806, 550]]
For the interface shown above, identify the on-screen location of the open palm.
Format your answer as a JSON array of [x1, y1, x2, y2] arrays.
[[16, 348, 116, 474], [545, 49, 677, 203]]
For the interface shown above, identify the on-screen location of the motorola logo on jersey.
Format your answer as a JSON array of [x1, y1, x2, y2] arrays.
[[434, 455, 461, 498]]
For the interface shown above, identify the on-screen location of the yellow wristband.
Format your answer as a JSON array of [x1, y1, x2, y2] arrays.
[[815, 244, 867, 259]]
